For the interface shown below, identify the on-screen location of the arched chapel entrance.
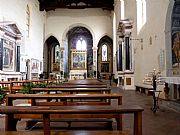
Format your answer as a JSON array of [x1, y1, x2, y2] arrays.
[[97, 36, 113, 80], [43, 36, 60, 79], [43, 27, 93, 80], [66, 26, 93, 79]]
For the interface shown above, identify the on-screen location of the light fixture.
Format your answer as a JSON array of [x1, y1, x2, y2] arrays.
[[130, 38, 143, 43]]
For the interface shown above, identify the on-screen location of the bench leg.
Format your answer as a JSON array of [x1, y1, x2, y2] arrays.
[[107, 120, 113, 130], [43, 114, 50, 135], [5, 114, 18, 131], [134, 112, 142, 135], [67, 122, 72, 128], [116, 114, 122, 130]]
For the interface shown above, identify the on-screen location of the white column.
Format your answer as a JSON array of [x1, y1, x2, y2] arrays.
[[113, 11, 118, 79], [93, 47, 97, 78]]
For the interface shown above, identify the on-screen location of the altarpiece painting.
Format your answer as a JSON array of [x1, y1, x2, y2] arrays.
[[71, 51, 86, 70]]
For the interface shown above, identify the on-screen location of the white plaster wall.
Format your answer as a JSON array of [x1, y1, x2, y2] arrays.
[[45, 8, 113, 47], [133, 0, 170, 85], [0, 0, 45, 76], [124, 0, 136, 22], [0, 0, 27, 27], [27, 0, 45, 61], [0, 0, 45, 61]]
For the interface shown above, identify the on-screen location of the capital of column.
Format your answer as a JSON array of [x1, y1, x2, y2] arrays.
[[92, 47, 98, 51], [0, 30, 5, 39]]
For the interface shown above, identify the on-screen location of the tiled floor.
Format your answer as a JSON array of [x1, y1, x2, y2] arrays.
[[0, 80, 180, 135]]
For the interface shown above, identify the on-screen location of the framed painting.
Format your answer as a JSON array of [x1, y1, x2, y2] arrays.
[[71, 51, 87, 70], [3, 39, 14, 71], [31, 59, 39, 73], [172, 32, 180, 68]]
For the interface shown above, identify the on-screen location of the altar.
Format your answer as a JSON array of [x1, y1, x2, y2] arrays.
[[159, 77, 180, 100], [159, 77, 180, 84]]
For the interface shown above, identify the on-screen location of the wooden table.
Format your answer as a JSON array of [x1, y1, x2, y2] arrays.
[[0, 105, 144, 135]]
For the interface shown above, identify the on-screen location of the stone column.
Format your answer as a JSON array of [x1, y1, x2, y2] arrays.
[[0, 31, 5, 71], [93, 47, 97, 78]]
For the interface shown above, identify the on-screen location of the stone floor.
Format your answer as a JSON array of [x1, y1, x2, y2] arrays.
[[0, 80, 180, 135]]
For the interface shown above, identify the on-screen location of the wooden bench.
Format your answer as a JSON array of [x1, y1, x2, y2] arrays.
[[0, 105, 143, 135], [30, 87, 111, 94], [0, 79, 50, 94], [6, 93, 122, 106], [0, 130, 130, 135], [48, 84, 108, 88], [6, 93, 122, 129], [135, 85, 154, 95], [64, 79, 106, 85]]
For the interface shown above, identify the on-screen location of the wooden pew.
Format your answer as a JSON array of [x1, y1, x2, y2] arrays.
[[0, 130, 130, 135], [6, 93, 122, 106], [64, 79, 106, 85], [48, 84, 108, 88], [30, 87, 111, 94], [0, 105, 144, 135], [0, 80, 50, 94], [6, 93, 122, 129], [135, 85, 153, 95]]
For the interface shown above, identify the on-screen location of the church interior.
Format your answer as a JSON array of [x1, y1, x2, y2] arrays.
[[0, 0, 180, 135]]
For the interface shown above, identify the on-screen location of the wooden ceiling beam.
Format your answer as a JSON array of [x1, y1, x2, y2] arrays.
[[38, 0, 113, 11]]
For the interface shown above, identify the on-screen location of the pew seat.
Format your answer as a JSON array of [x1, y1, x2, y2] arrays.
[[0, 130, 130, 135]]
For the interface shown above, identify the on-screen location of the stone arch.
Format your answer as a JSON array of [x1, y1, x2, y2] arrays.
[[43, 35, 60, 78], [97, 35, 113, 79], [62, 23, 95, 47], [44, 34, 61, 45]]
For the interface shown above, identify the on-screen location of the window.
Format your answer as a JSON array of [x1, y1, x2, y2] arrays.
[[136, 0, 147, 33], [26, 5, 30, 37], [55, 45, 60, 63], [102, 44, 107, 61], [120, 0, 125, 20], [76, 37, 86, 50]]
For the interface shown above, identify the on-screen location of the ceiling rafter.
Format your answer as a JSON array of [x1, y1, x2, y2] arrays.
[[38, 0, 114, 11]]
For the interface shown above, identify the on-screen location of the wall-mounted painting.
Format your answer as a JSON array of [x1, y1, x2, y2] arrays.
[[3, 40, 14, 71], [31, 59, 39, 73], [71, 51, 87, 70], [172, 32, 180, 68]]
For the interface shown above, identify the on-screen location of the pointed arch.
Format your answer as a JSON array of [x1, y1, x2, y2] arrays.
[[97, 35, 113, 78]]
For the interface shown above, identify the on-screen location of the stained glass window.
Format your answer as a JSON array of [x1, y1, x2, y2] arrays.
[[102, 44, 107, 61]]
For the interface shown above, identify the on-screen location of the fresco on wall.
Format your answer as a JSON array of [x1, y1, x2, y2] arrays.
[[172, 32, 180, 68]]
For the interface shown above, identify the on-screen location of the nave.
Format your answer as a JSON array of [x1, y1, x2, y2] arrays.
[[0, 79, 179, 135]]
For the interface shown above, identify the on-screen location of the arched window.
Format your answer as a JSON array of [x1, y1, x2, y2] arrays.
[[136, 0, 147, 33], [120, 0, 125, 20], [26, 5, 30, 37], [76, 37, 86, 50], [102, 44, 107, 61], [55, 45, 60, 63]]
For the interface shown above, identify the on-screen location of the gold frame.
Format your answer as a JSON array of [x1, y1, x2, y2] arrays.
[[71, 50, 87, 70]]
